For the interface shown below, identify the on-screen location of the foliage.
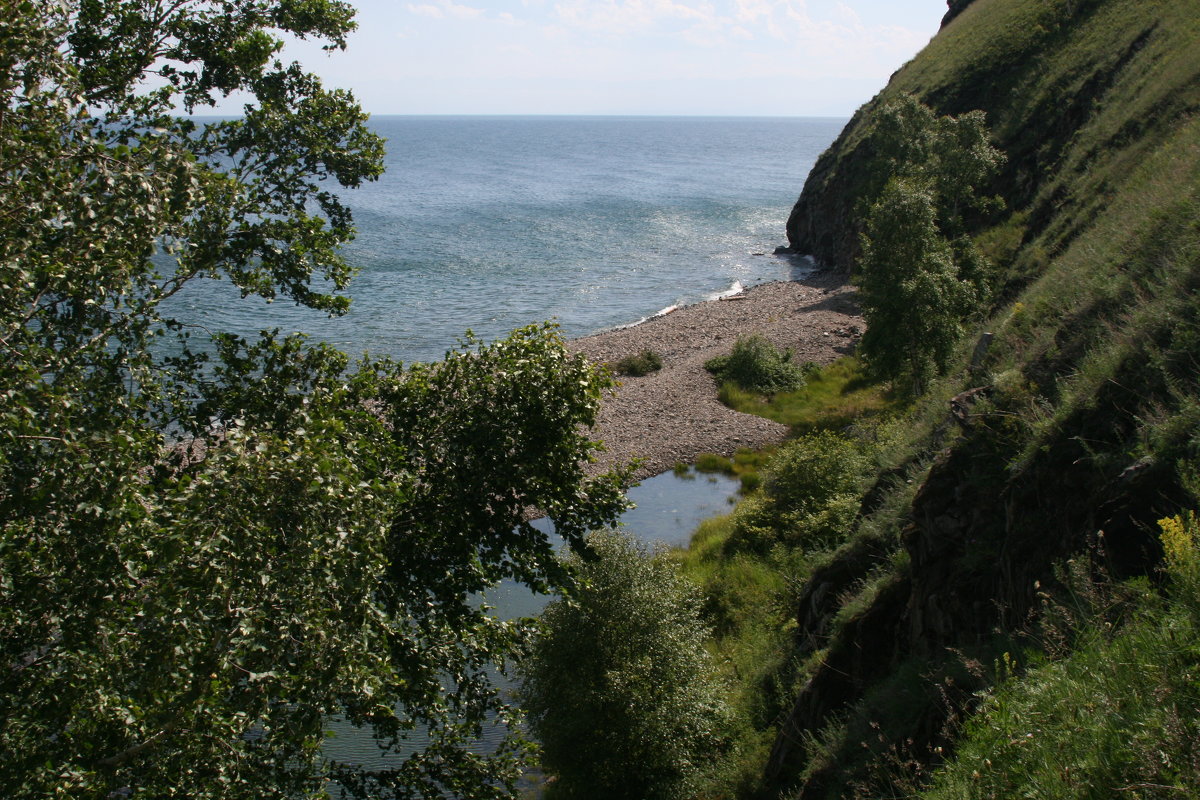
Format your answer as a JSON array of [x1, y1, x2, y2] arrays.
[[857, 178, 982, 393], [688, 449, 771, 496], [695, 452, 736, 474], [0, 3, 629, 797], [613, 349, 663, 377], [1159, 510, 1200, 621], [855, 95, 1003, 393], [706, 334, 807, 395], [669, 511, 817, 796], [717, 356, 898, 433], [864, 94, 1005, 234], [726, 432, 871, 555], [519, 530, 732, 800]]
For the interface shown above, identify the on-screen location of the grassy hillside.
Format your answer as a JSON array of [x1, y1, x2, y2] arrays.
[[726, 0, 1200, 796]]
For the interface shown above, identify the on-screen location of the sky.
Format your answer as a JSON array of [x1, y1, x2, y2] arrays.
[[264, 0, 948, 117]]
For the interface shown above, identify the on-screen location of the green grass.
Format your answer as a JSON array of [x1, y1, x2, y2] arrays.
[[687, 448, 774, 495], [717, 357, 899, 433], [669, 511, 808, 797], [921, 551, 1200, 800]]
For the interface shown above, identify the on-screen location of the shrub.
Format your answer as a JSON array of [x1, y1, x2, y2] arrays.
[[760, 431, 870, 519], [695, 452, 735, 474], [705, 335, 807, 395], [614, 350, 663, 377], [725, 431, 870, 555]]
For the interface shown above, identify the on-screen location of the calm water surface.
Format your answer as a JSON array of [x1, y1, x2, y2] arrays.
[[323, 470, 743, 770]]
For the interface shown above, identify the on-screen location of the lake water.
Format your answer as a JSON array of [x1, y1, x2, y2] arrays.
[[323, 469, 743, 772], [169, 116, 845, 363]]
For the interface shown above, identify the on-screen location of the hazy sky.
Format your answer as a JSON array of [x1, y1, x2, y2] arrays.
[[270, 0, 947, 116]]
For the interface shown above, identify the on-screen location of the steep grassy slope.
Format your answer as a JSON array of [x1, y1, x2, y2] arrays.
[[787, 0, 1200, 277], [764, 0, 1200, 796]]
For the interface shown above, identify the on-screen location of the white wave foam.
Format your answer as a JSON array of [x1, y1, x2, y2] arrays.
[[608, 281, 746, 332], [611, 303, 679, 331], [706, 280, 744, 301]]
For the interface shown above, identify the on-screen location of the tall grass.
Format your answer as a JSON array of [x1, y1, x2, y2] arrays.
[[669, 512, 800, 796], [920, 518, 1200, 799]]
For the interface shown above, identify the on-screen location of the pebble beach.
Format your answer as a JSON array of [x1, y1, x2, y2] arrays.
[[570, 271, 862, 481]]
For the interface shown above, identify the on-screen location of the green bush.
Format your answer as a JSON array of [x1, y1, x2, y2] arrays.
[[695, 452, 735, 474], [760, 431, 870, 518], [705, 335, 807, 395], [725, 431, 870, 555], [614, 350, 663, 376]]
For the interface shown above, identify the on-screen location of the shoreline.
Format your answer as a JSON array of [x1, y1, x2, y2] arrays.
[[569, 270, 861, 482]]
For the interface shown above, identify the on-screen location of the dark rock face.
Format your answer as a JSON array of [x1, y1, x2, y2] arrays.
[[783, 107, 871, 274], [941, 0, 978, 28], [764, 388, 1183, 796], [765, 572, 909, 788]]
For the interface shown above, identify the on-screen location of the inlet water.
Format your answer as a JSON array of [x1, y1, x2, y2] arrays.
[[322, 468, 743, 769]]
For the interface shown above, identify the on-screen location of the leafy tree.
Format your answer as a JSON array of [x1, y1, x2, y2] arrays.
[[857, 177, 981, 392], [0, 2, 629, 798], [855, 94, 1003, 391], [519, 530, 731, 800]]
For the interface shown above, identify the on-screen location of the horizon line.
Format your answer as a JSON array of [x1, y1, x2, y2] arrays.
[[190, 111, 852, 120]]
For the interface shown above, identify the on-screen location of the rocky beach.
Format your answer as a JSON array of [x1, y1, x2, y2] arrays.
[[571, 270, 861, 481]]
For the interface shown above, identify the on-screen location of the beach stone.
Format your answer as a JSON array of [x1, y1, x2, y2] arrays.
[[570, 273, 861, 481]]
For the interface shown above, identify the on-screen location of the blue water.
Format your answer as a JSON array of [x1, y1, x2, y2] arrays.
[[169, 116, 844, 362]]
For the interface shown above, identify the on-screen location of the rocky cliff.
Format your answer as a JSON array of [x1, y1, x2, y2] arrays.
[[785, 0, 1188, 275]]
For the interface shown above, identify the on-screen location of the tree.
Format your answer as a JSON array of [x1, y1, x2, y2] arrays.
[[854, 95, 1003, 392], [519, 530, 731, 800], [857, 177, 980, 392], [0, 3, 629, 797], [725, 430, 871, 555]]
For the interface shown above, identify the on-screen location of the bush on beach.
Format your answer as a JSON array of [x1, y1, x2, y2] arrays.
[[706, 335, 807, 395], [613, 350, 663, 376]]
